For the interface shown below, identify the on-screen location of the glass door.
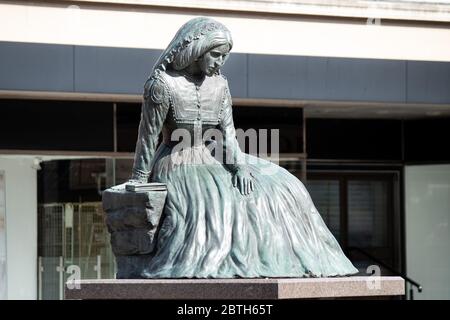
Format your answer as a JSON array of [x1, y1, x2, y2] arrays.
[[38, 159, 116, 300], [347, 178, 395, 268]]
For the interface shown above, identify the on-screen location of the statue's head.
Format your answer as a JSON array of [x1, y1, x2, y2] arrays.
[[151, 17, 233, 78], [171, 17, 233, 76], [195, 42, 231, 76]]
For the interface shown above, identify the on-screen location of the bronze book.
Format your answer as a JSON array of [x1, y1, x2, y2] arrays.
[[125, 182, 167, 192]]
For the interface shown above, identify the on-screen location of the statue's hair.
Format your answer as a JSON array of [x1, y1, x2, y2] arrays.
[[172, 30, 232, 71], [149, 17, 232, 77], [144, 17, 232, 97]]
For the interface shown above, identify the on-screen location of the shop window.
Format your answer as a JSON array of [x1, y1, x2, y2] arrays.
[[0, 99, 113, 151], [307, 172, 399, 274], [38, 159, 115, 300]]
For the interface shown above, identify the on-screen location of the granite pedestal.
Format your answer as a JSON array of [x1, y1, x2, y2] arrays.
[[65, 276, 404, 300]]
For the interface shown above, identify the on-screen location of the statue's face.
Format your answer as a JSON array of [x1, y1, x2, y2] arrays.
[[198, 43, 230, 76]]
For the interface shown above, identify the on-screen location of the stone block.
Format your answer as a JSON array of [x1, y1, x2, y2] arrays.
[[102, 184, 167, 278]]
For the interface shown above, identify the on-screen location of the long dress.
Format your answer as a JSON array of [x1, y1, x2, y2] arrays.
[[131, 69, 359, 278]]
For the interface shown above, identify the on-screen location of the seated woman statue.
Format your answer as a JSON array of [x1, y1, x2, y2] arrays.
[[129, 17, 358, 278]]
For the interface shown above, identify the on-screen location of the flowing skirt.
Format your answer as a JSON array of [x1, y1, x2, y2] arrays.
[[143, 143, 358, 278]]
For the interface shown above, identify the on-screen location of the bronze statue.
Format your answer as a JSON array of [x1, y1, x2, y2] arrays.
[[104, 17, 358, 278]]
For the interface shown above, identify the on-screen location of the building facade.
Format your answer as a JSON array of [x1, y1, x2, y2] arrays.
[[0, 0, 450, 299]]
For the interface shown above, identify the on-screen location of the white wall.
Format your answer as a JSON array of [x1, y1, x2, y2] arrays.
[[405, 165, 450, 300], [0, 158, 38, 300], [1, 2, 450, 61], [0, 171, 6, 299]]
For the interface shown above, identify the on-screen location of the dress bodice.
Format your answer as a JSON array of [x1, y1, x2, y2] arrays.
[[131, 69, 241, 181], [156, 70, 229, 146], [160, 70, 227, 126]]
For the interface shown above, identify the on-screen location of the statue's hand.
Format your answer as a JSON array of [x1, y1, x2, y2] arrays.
[[129, 171, 150, 184], [128, 178, 147, 185], [232, 168, 254, 195], [128, 178, 143, 184]]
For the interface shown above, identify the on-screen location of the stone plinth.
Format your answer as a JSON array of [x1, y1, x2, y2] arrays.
[[65, 276, 404, 300], [102, 185, 167, 278]]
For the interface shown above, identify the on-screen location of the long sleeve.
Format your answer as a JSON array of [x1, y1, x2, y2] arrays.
[[131, 77, 170, 182], [219, 83, 245, 173]]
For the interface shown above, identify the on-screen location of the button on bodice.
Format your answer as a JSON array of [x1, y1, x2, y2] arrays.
[[160, 70, 226, 126]]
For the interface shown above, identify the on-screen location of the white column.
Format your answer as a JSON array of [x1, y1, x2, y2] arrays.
[[405, 164, 450, 300], [0, 171, 6, 299], [0, 157, 38, 300]]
